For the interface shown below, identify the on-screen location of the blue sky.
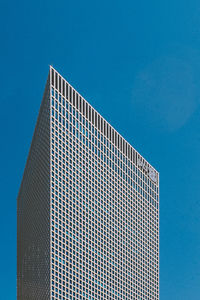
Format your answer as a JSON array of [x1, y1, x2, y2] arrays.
[[1, 0, 200, 299]]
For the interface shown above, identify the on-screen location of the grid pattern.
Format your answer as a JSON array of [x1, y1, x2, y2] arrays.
[[50, 67, 159, 300], [17, 76, 51, 299]]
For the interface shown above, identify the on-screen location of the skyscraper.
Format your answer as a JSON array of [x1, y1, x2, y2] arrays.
[[17, 66, 159, 300]]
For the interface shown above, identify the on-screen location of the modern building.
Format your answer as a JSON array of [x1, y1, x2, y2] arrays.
[[17, 66, 159, 300]]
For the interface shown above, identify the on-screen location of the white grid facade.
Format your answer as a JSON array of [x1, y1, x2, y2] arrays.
[[17, 66, 159, 300], [50, 67, 159, 300]]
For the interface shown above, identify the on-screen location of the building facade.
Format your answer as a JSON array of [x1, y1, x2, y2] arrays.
[[17, 66, 159, 300]]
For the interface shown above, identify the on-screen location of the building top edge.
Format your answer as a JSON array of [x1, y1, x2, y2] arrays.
[[49, 65, 159, 182]]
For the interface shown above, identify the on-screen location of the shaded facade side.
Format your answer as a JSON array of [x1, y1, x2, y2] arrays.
[[17, 75, 51, 299]]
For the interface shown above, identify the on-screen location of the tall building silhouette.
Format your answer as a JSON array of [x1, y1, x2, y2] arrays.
[[17, 66, 159, 300]]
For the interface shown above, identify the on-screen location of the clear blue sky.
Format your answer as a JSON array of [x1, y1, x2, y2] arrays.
[[1, 0, 200, 299]]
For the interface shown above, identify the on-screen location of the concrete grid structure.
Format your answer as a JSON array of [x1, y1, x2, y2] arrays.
[[17, 66, 159, 300]]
